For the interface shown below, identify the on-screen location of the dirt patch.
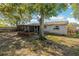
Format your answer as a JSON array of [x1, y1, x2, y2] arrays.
[[0, 32, 79, 56]]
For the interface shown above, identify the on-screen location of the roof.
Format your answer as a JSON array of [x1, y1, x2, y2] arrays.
[[18, 17, 68, 26], [18, 21, 68, 27]]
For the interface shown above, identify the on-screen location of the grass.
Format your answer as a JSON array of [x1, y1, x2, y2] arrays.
[[46, 35, 62, 44], [46, 35, 79, 47], [0, 32, 79, 56], [46, 34, 79, 55]]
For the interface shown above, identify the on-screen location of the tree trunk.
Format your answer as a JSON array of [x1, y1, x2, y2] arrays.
[[39, 14, 45, 40]]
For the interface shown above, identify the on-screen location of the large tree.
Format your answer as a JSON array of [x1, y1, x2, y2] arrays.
[[0, 3, 31, 26], [30, 4, 67, 39], [0, 3, 67, 39]]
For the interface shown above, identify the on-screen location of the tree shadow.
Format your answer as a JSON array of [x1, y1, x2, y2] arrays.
[[45, 32, 79, 39], [0, 32, 79, 56]]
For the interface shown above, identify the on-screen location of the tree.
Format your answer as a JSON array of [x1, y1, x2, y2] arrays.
[[0, 3, 32, 26], [30, 4, 67, 39], [0, 3, 67, 39]]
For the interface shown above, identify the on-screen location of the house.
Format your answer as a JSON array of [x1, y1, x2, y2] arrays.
[[44, 21, 68, 35], [17, 19, 69, 35]]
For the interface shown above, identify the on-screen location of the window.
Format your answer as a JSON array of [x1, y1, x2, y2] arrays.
[[53, 26, 59, 30]]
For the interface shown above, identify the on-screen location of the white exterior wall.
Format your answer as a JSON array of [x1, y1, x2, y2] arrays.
[[44, 25, 67, 35]]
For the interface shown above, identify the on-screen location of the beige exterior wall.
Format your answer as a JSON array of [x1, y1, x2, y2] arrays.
[[44, 25, 67, 35]]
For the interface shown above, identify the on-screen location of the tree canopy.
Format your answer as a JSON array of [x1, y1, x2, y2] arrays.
[[0, 3, 32, 25], [0, 3, 67, 24]]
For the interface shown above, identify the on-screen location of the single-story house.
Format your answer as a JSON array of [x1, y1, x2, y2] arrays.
[[17, 19, 69, 35]]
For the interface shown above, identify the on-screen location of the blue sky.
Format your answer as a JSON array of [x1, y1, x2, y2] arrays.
[[57, 6, 79, 23], [58, 6, 73, 18]]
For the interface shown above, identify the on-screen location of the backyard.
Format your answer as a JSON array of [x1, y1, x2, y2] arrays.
[[0, 32, 79, 56], [0, 3, 79, 56]]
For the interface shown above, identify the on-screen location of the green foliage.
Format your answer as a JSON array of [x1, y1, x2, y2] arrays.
[[71, 4, 79, 19], [0, 3, 32, 25], [0, 3, 67, 22], [31, 3, 67, 18]]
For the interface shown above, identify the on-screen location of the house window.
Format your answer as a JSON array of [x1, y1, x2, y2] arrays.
[[53, 26, 59, 30]]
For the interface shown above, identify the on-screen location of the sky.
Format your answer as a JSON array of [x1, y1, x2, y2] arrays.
[[31, 5, 79, 24], [57, 5, 79, 23], [58, 5, 73, 18], [58, 6, 79, 23]]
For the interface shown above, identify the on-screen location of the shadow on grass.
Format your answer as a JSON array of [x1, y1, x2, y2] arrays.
[[0, 32, 79, 56], [45, 32, 79, 39]]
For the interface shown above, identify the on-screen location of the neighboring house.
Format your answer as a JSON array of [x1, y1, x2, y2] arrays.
[[17, 19, 68, 35]]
